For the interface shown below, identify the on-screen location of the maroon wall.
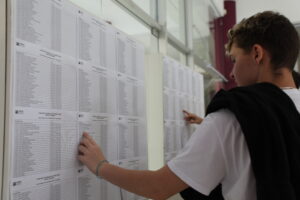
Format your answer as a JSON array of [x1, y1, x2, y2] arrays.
[[214, 0, 237, 90]]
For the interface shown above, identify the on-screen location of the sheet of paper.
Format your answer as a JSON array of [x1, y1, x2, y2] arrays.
[[163, 120, 182, 155], [14, 43, 78, 111], [78, 62, 117, 114], [77, 167, 120, 200], [117, 117, 147, 160], [78, 114, 118, 161], [12, 108, 79, 178], [116, 31, 145, 80], [16, 0, 53, 49], [117, 74, 145, 118], [12, 175, 77, 200]]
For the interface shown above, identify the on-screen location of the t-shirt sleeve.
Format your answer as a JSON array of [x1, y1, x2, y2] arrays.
[[167, 111, 227, 196]]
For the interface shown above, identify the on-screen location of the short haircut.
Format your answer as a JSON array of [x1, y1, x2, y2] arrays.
[[226, 11, 300, 70]]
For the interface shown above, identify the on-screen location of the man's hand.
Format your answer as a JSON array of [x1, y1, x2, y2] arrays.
[[78, 132, 106, 175], [183, 110, 203, 124], [77, 134, 189, 199]]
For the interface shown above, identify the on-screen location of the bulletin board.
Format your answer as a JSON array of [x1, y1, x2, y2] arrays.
[[3, 0, 148, 199]]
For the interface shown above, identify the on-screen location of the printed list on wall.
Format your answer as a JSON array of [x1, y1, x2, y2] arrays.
[[10, 0, 148, 199], [163, 56, 205, 163]]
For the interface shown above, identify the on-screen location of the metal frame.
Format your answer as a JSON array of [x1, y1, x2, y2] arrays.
[[167, 33, 191, 55], [157, 0, 167, 54], [0, 0, 7, 198], [184, 0, 194, 67]]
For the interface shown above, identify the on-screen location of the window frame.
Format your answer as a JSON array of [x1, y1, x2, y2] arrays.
[[114, 0, 228, 83]]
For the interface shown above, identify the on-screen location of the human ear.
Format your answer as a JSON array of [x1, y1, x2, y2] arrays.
[[252, 44, 264, 64]]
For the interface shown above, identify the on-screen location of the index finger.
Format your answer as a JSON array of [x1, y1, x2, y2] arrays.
[[182, 110, 190, 116], [82, 132, 96, 145]]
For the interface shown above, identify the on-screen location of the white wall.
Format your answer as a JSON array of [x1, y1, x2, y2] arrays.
[[236, 0, 300, 23]]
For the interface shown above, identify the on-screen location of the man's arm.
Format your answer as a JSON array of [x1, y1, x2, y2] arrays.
[[100, 164, 188, 200], [78, 132, 188, 200]]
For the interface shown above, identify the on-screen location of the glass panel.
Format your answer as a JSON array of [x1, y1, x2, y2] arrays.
[[192, 0, 215, 66], [166, 0, 186, 44], [167, 43, 187, 65], [131, 0, 157, 20], [102, 0, 158, 53]]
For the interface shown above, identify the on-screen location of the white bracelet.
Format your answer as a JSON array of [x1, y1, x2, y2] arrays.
[[95, 159, 109, 177]]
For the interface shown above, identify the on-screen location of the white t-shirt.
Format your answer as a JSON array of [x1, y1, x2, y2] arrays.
[[168, 89, 300, 200]]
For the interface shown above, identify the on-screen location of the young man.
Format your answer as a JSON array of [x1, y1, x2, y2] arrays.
[[78, 11, 300, 200]]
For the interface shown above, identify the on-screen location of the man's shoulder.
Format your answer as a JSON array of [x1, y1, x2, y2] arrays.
[[205, 109, 238, 124], [202, 109, 242, 139]]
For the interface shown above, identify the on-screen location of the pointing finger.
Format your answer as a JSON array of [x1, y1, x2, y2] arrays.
[[182, 110, 190, 116]]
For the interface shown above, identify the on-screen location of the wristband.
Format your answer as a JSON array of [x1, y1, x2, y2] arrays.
[[95, 159, 109, 177]]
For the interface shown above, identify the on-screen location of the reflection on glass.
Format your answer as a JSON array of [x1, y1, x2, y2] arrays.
[[167, 0, 186, 44], [102, 0, 158, 53], [192, 0, 215, 66]]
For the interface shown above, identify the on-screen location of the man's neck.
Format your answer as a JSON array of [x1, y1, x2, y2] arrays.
[[258, 67, 296, 89]]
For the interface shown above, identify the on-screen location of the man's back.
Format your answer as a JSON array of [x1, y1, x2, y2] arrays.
[[168, 88, 300, 200]]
